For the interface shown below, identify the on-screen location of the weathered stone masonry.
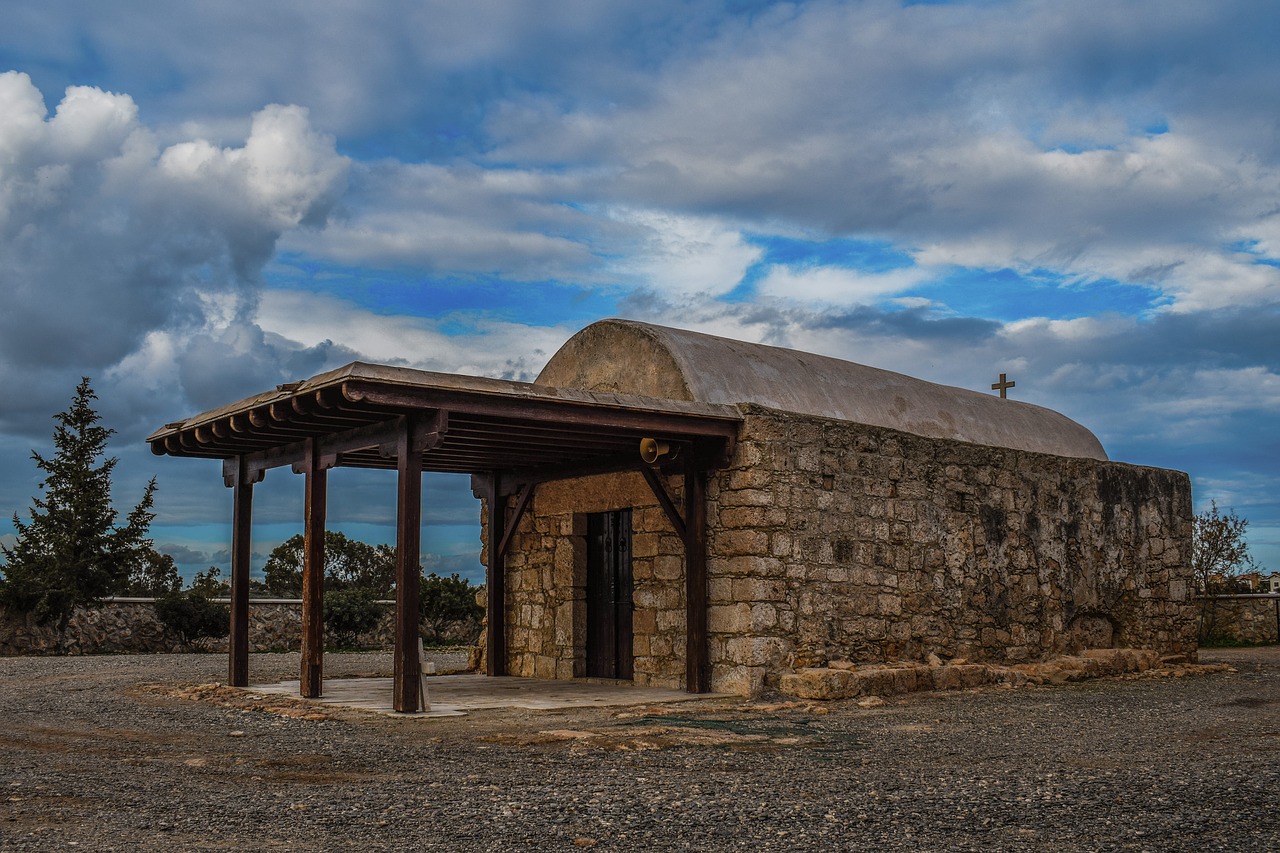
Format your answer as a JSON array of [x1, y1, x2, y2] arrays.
[[487, 403, 1197, 696], [1200, 595, 1280, 644], [481, 472, 689, 687]]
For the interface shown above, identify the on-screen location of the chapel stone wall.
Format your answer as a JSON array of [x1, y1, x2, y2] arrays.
[[489, 404, 1196, 696], [479, 471, 688, 688], [705, 405, 1196, 694]]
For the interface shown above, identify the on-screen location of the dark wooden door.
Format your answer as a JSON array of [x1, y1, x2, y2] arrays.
[[586, 509, 633, 679]]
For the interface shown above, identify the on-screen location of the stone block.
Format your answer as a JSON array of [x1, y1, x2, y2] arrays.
[[632, 532, 661, 559], [725, 636, 788, 667], [708, 603, 752, 634], [712, 665, 767, 696], [631, 558, 654, 582], [779, 667, 860, 700], [655, 609, 683, 632], [736, 442, 767, 467], [554, 601, 575, 648], [723, 555, 783, 577], [553, 541, 578, 587], [747, 578, 787, 602], [713, 528, 770, 557], [718, 506, 768, 529], [877, 593, 902, 616], [649, 586, 683, 610], [750, 603, 778, 630], [718, 488, 775, 507], [653, 555, 683, 581], [729, 468, 776, 490], [708, 577, 734, 604]]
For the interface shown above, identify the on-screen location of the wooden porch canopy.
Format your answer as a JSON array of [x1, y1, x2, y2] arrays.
[[147, 362, 740, 711]]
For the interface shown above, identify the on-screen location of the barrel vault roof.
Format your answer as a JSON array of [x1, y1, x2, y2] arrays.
[[536, 319, 1107, 461]]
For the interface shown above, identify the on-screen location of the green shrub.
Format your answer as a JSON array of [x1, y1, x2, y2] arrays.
[[324, 588, 383, 648], [420, 573, 484, 644], [154, 591, 229, 650]]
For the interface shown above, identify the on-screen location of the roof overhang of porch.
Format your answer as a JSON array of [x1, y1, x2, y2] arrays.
[[147, 361, 742, 490], [148, 361, 740, 704]]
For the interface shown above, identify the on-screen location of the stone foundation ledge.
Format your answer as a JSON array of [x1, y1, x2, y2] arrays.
[[778, 649, 1223, 701]]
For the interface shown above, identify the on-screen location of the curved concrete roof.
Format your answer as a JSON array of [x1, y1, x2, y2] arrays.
[[536, 319, 1107, 460]]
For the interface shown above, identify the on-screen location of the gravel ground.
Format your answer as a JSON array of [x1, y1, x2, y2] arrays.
[[1, 648, 1278, 852]]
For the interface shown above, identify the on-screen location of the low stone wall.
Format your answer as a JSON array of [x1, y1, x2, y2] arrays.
[[779, 648, 1176, 700], [0, 600, 480, 656], [0, 600, 181, 656], [1201, 595, 1280, 644]]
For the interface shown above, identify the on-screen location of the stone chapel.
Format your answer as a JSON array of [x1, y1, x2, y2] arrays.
[[150, 318, 1197, 707], [484, 319, 1196, 695]]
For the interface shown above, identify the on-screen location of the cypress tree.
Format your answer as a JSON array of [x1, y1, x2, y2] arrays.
[[1, 378, 159, 629]]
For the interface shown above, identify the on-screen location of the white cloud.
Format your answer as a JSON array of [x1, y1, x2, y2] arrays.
[[0, 72, 348, 433], [256, 290, 576, 381], [756, 263, 930, 306], [477, 3, 1280, 314], [907, 132, 1280, 310], [1140, 366, 1280, 418], [281, 161, 606, 282], [1153, 253, 1280, 314], [158, 104, 347, 232], [606, 208, 762, 298]]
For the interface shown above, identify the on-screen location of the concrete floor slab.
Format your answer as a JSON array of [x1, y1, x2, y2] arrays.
[[250, 673, 726, 717]]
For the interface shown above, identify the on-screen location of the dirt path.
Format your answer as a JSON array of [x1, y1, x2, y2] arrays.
[[2, 649, 1278, 851]]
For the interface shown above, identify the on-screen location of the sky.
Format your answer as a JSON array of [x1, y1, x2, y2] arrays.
[[1, 0, 1277, 585]]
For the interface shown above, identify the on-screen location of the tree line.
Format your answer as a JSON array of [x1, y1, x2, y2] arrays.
[[0, 379, 481, 650]]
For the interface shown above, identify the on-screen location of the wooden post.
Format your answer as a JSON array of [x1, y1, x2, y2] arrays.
[[299, 439, 327, 698], [486, 474, 507, 677], [393, 417, 423, 713], [229, 456, 254, 688], [683, 455, 709, 693]]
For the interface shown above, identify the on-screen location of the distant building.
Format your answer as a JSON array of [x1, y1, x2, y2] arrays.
[[1235, 572, 1262, 593]]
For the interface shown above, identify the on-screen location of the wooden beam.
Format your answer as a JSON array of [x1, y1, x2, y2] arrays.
[[393, 416, 423, 713], [228, 456, 254, 688], [299, 439, 327, 699], [217, 410, 447, 484], [684, 454, 709, 694], [342, 380, 741, 438], [495, 483, 536, 562], [639, 464, 687, 542], [486, 473, 507, 677]]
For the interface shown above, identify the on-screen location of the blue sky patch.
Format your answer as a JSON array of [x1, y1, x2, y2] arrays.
[[268, 255, 619, 328], [911, 268, 1162, 322]]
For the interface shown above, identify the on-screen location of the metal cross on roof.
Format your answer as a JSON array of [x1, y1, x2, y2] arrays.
[[991, 373, 1015, 399]]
